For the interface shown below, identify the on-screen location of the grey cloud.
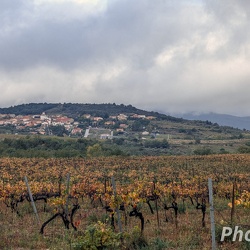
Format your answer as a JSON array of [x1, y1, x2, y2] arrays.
[[0, 0, 27, 12], [1, 0, 250, 116], [0, 0, 206, 71], [205, 0, 250, 47]]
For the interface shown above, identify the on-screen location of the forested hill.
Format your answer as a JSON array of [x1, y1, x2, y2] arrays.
[[0, 103, 182, 122]]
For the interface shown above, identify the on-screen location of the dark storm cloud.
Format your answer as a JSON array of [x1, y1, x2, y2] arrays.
[[0, 0, 199, 70], [0, 0, 250, 116]]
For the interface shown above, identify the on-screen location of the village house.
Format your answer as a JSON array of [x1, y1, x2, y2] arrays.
[[146, 116, 156, 120], [52, 116, 74, 126], [38, 129, 46, 135], [41, 121, 50, 127], [92, 117, 103, 121], [100, 133, 112, 139], [8, 118, 18, 125], [119, 124, 128, 129], [16, 125, 26, 130], [25, 122, 35, 127], [64, 124, 73, 131], [0, 114, 9, 119], [116, 128, 124, 132], [22, 115, 32, 121], [137, 115, 146, 119], [117, 114, 127, 121], [40, 112, 50, 121], [71, 127, 83, 135], [3, 120, 12, 125], [105, 121, 115, 126], [131, 114, 139, 119], [83, 114, 91, 119]]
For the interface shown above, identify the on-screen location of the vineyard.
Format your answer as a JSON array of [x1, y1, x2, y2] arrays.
[[1, 155, 250, 249]]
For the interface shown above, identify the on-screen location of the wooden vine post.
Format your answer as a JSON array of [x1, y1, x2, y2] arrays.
[[208, 178, 216, 250], [24, 176, 40, 225], [111, 176, 122, 233], [65, 173, 71, 219], [153, 180, 160, 228], [231, 179, 236, 225]]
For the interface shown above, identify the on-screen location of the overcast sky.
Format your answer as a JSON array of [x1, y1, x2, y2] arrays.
[[1, 0, 250, 116]]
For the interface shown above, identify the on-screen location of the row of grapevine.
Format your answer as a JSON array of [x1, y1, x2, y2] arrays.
[[0, 155, 250, 249]]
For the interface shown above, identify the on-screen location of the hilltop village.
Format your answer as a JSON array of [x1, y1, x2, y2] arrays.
[[0, 112, 156, 138]]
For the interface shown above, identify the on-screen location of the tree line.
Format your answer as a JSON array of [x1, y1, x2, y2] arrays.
[[0, 136, 127, 158]]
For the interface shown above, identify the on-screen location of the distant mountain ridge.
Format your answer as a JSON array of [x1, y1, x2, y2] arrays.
[[173, 112, 250, 130]]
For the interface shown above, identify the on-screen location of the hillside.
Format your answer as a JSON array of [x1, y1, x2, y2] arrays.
[[0, 103, 181, 122], [0, 102, 250, 157]]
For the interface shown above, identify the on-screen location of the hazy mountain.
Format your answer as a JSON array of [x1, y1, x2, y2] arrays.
[[172, 112, 250, 130]]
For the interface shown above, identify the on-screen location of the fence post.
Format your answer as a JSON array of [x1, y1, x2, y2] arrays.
[[231, 179, 236, 225], [65, 173, 71, 219], [208, 178, 216, 250], [111, 176, 122, 233], [24, 176, 40, 225], [153, 181, 160, 228]]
